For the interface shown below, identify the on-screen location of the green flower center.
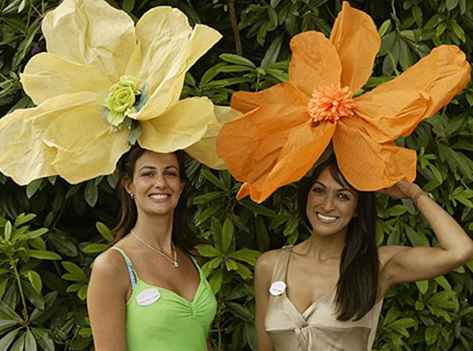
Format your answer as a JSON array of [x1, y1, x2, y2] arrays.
[[105, 75, 142, 128]]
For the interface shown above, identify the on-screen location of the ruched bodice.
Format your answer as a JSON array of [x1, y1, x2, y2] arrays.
[[265, 247, 383, 351], [113, 247, 216, 351]]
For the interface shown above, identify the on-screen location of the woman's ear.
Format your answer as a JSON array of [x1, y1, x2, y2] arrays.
[[122, 176, 134, 195]]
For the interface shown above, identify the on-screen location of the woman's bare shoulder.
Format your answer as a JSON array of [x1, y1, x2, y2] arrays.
[[91, 247, 130, 284], [255, 248, 284, 276]]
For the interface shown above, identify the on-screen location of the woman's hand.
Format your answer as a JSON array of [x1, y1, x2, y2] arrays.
[[379, 181, 423, 201]]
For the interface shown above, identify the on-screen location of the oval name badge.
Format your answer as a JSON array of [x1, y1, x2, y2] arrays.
[[136, 288, 161, 306], [269, 281, 286, 296]]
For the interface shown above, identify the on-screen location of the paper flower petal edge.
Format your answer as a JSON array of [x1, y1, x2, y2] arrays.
[[333, 120, 417, 190], [369, 45, 471, 119], [139, 97, 214, 153], [21, 53, 112, 105], [289, 31, 342, 97], [185, 106, 240, 170], [330, 1, 380, 92], [42, 0, 136, 82]]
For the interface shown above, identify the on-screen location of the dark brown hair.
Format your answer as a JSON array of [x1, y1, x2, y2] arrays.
[[298, 155, 379, 321], [113, 145, 194, 251]]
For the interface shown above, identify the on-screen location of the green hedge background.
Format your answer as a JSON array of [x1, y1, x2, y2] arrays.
[[1, 0, 473, 350]]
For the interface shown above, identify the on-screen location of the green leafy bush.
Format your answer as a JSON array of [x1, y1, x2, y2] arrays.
[[1, 0, 473, 350]]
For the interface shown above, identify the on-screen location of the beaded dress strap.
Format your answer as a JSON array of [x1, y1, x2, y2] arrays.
[[111, 247, 138, 289]]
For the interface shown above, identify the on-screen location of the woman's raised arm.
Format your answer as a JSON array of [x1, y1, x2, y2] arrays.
[[380, 181, 473, 290]]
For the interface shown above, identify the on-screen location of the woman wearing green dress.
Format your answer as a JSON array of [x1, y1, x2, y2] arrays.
[[87, 147, 216, 351]]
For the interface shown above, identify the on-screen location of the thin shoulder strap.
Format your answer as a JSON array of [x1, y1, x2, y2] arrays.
[[271, 246, 293, 282], [111, 247, 138, 289]]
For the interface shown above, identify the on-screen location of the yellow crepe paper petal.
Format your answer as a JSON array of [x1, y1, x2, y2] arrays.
[[289, 31, 342, 97], [368, 45, 471, 119], [42, 0, 136, 82], [21, 53, 112, 105], [0, 92, 128, 184], [33, 92, 130, 183], [330, 2, 380, 92], [0, 106, 57, 185], [129, 7, 221, 120], [185, 106, 240, 170], [132, 6, 193, 95], [139, 97, 214, 153], [334, 120, 416, 190]]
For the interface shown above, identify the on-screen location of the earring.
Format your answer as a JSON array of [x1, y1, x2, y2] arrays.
[[129, 193, 134, 199]]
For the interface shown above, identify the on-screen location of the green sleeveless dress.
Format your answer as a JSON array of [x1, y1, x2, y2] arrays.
[[112, 247, 217, 351]]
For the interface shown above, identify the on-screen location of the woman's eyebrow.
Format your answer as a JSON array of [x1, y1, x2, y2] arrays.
[[138, 165, 156, 171], [138, 165, 179, 171], [314, 180, 353, 192]]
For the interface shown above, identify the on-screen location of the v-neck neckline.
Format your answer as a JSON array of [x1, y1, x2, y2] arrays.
[[282, 246, 336, 319], [138, 268, 204, 305], [129, 255, 205, 305]]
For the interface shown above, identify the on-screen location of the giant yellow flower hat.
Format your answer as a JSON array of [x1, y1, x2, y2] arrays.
[[0, 0, 230, 185], [217, 2, 471, 203]]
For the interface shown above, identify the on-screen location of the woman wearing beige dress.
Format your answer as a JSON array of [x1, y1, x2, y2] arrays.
[[254, 157, 473, 350]]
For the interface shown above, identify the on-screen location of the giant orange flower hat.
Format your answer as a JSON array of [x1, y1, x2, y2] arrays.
[[217, 2, 471, 203], [0, 0, 234, 185]]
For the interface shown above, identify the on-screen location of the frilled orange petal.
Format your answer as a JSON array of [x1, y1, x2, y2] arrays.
[[289, 31, 342, 97], [217, 101, 308, 182], [330, 2, 380, 92], [231, 82, 308, 113], [368, 45, 470, 118], [333, 120, 416, 190], [352, 90, 430, 143], [242, 121, 336, 203]]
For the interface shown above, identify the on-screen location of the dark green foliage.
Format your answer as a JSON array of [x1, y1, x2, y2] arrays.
[[1, 0, 473, 350]]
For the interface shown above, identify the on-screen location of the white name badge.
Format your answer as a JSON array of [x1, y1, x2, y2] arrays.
[[269, 281, 286, 296], [136, 288, 160, 306]]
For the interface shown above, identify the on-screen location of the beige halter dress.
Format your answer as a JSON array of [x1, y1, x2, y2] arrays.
[[265, 247, 383, 351]]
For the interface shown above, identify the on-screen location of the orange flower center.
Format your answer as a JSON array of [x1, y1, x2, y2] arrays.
[[308, 85, 356, 124]]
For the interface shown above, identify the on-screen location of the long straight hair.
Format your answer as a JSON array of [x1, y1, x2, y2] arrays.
[[298, 156, 379, 321], [112, 145, 194, 251]]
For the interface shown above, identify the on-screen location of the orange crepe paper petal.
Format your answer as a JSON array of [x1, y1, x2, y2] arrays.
[[330, 2, 380, 92], [244, 121, 336, 203], [236, 183, 250, 200], [217, 102, 309, 181], [353, 89, 430, 143], [231, 82, 308, 113], [289, 31, 342, 97], [333, 120, 416, 191], [369, 45, 470, 119]]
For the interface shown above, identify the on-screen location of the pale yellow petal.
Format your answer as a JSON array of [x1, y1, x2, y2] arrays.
[[42, 0, 136, 82], [185, 106, 240, 169], [139, 97, 214, 153], [0, 106, 57, 185], [37, 93, 130, 183], [129, 7, 221, 120], [21, 53, 112, 105], [0, 92, 128, 185]]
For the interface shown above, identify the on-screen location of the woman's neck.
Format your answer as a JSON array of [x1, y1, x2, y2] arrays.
[[303, 229, 347, 262], [131, 211, 174, 251]]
